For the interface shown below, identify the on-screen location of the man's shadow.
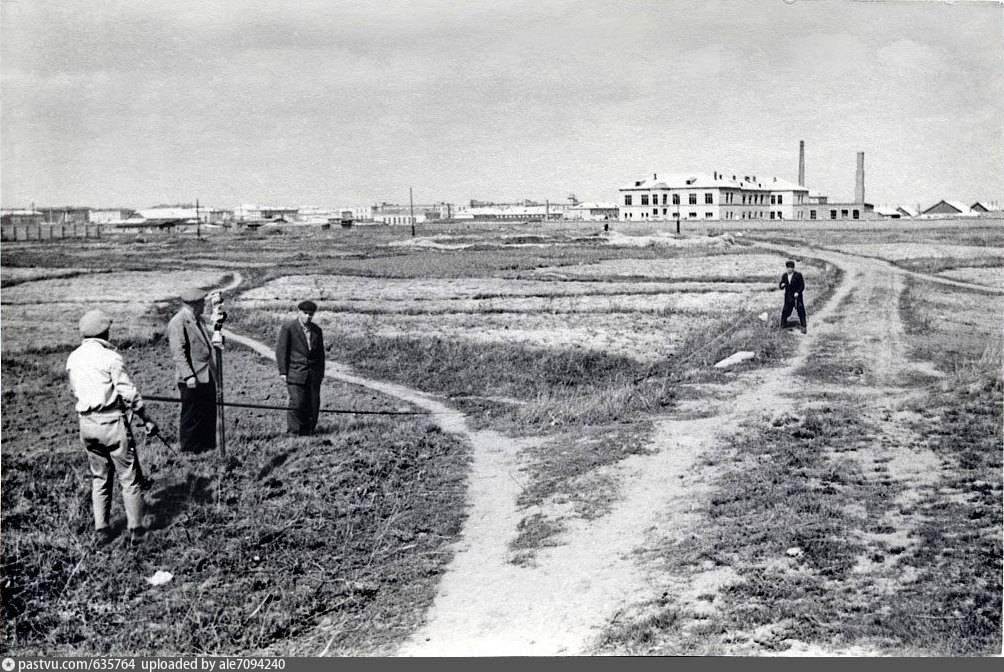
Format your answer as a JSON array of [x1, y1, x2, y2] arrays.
[[147, 473, 215, 531]]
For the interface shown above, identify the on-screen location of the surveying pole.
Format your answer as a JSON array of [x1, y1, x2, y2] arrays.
[[410, 187, 415, 237], [214, 337, 225, 457], [196, 198, 201, 238], [209, 291, 227, 457]]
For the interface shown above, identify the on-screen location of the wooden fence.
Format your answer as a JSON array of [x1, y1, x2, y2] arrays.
[[0, 223, 103, 242]]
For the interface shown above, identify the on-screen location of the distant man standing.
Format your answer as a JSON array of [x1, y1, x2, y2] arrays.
[[66, 309, 159, 545], [779, 260, 807, 334], [275, 300, 325, 435], [168, 287, 217, 453]]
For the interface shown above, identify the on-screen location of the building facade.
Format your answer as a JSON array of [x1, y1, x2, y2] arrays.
[[619, 171, 873, 222], [88, 209, 132, 224], [454, 199, 567, 221], [565, 202, 619, 221], [920, 200, 976, 217], [0, 209, 44, 227]]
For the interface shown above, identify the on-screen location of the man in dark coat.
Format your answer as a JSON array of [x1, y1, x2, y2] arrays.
[[779, 260, 807, 333], [275, 300, 325, 435]]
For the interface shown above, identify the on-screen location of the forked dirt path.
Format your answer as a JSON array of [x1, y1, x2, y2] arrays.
[[226, 245, 956, 655], [393, 249, 852, 655]]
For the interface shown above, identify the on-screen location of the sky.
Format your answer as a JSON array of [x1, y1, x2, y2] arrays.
[[2, 0, 1002, 209]]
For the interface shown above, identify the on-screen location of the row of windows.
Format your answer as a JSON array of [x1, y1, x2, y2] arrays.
[[625, 191, 793, 207], [622, 211, 715, 219], [625, 192, 716, 206], [793, 209, 858, 220], [622, 207, 861, 221]]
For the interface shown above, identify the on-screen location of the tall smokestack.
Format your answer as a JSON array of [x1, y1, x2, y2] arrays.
[[798, 140, 805, 186], [855, 152, 865, 203]]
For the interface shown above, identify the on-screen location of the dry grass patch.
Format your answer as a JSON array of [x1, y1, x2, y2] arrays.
[[1, 341, 471, 656]]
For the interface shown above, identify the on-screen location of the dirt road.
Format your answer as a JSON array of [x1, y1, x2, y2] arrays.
[[228, 247, 966, 655], [397, 244, 964, 655]]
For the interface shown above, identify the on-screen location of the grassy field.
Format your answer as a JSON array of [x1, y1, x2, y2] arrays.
[[2, 222, 1000, 655], [593, 225, 1002, 656], [1, 340, 470, 655]]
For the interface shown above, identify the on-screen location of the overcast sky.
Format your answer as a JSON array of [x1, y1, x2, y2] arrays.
[[2, 0, 1002, 209]]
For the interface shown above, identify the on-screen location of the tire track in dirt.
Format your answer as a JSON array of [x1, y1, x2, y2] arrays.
[[755, 243, 948, 384]]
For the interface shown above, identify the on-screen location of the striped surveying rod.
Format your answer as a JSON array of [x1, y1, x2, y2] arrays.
[[209, 291, 227, 457]]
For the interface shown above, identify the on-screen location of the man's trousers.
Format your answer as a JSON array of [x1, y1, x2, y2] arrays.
[[781, 294, 807, 328], [79, 414, 144, 531], [178, 380, 217, 453], [287, 375, 322, 436]]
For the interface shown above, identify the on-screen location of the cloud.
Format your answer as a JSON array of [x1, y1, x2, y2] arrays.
[[876, 39, 950, 74]]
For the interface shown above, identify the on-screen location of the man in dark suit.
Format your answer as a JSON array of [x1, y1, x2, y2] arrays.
[[779, 260, 807, 333], [276, 300, 325, 435], [168, 287, 218, 453]]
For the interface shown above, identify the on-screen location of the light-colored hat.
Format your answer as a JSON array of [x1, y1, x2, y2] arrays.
[[180, 287, 207, 303], [79, 309, 112, 337]]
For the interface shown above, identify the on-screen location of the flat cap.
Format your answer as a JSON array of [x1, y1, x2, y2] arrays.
[[180, 287, 207, 303], [298, 300, 318, 313], [79, 309, 112, 337]]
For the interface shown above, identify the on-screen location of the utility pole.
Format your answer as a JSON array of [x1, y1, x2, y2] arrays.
[[409, 187, 415, 237], [196, 198, 201, 238], [676, 194, 681, 235]]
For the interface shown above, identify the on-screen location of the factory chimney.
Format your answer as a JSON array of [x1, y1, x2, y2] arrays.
[[798, 140, 805, 186], [855, 152, 865, 203]]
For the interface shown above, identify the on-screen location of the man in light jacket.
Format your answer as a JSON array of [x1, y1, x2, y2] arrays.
[[275, 300, 325, 435], [167, 287, 217, 453], [66, 309, 159, 546]]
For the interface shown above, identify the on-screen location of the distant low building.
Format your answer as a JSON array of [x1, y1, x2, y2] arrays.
[[875, 205, 921, 219], [1, 209, 44, 227], [89, 209, 133, 224], [565, 202, 618, 221], [367, 202, 454, 226], [29, 207, 91, 224], [372, 203, 424, 226], [920, 200, 976, 217], [970, 201, 1002, 214], [296, 206, 336, 225], [455, 199, 567, 221], [199, 208, 232, 225], [234, 204, 299, 224], [874, 205, 903, 219]]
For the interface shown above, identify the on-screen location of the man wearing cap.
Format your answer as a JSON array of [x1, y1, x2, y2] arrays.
[[167, 287, 218, 452], [275, 301, 325, 435], [66, 309, 159, 545], [778, 260, 807, 334]]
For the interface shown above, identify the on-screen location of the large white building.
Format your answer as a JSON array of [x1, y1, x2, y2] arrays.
[[620, 146, 877, 222], [618, 172, 838, 222]]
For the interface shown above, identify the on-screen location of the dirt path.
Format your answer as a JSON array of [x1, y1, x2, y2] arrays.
[[775, 246, 945, 385], [398, 242, 959, 655], [391, 252, 859, 655], [226, 246, 950, 655], [219, 271, 244, 294]]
